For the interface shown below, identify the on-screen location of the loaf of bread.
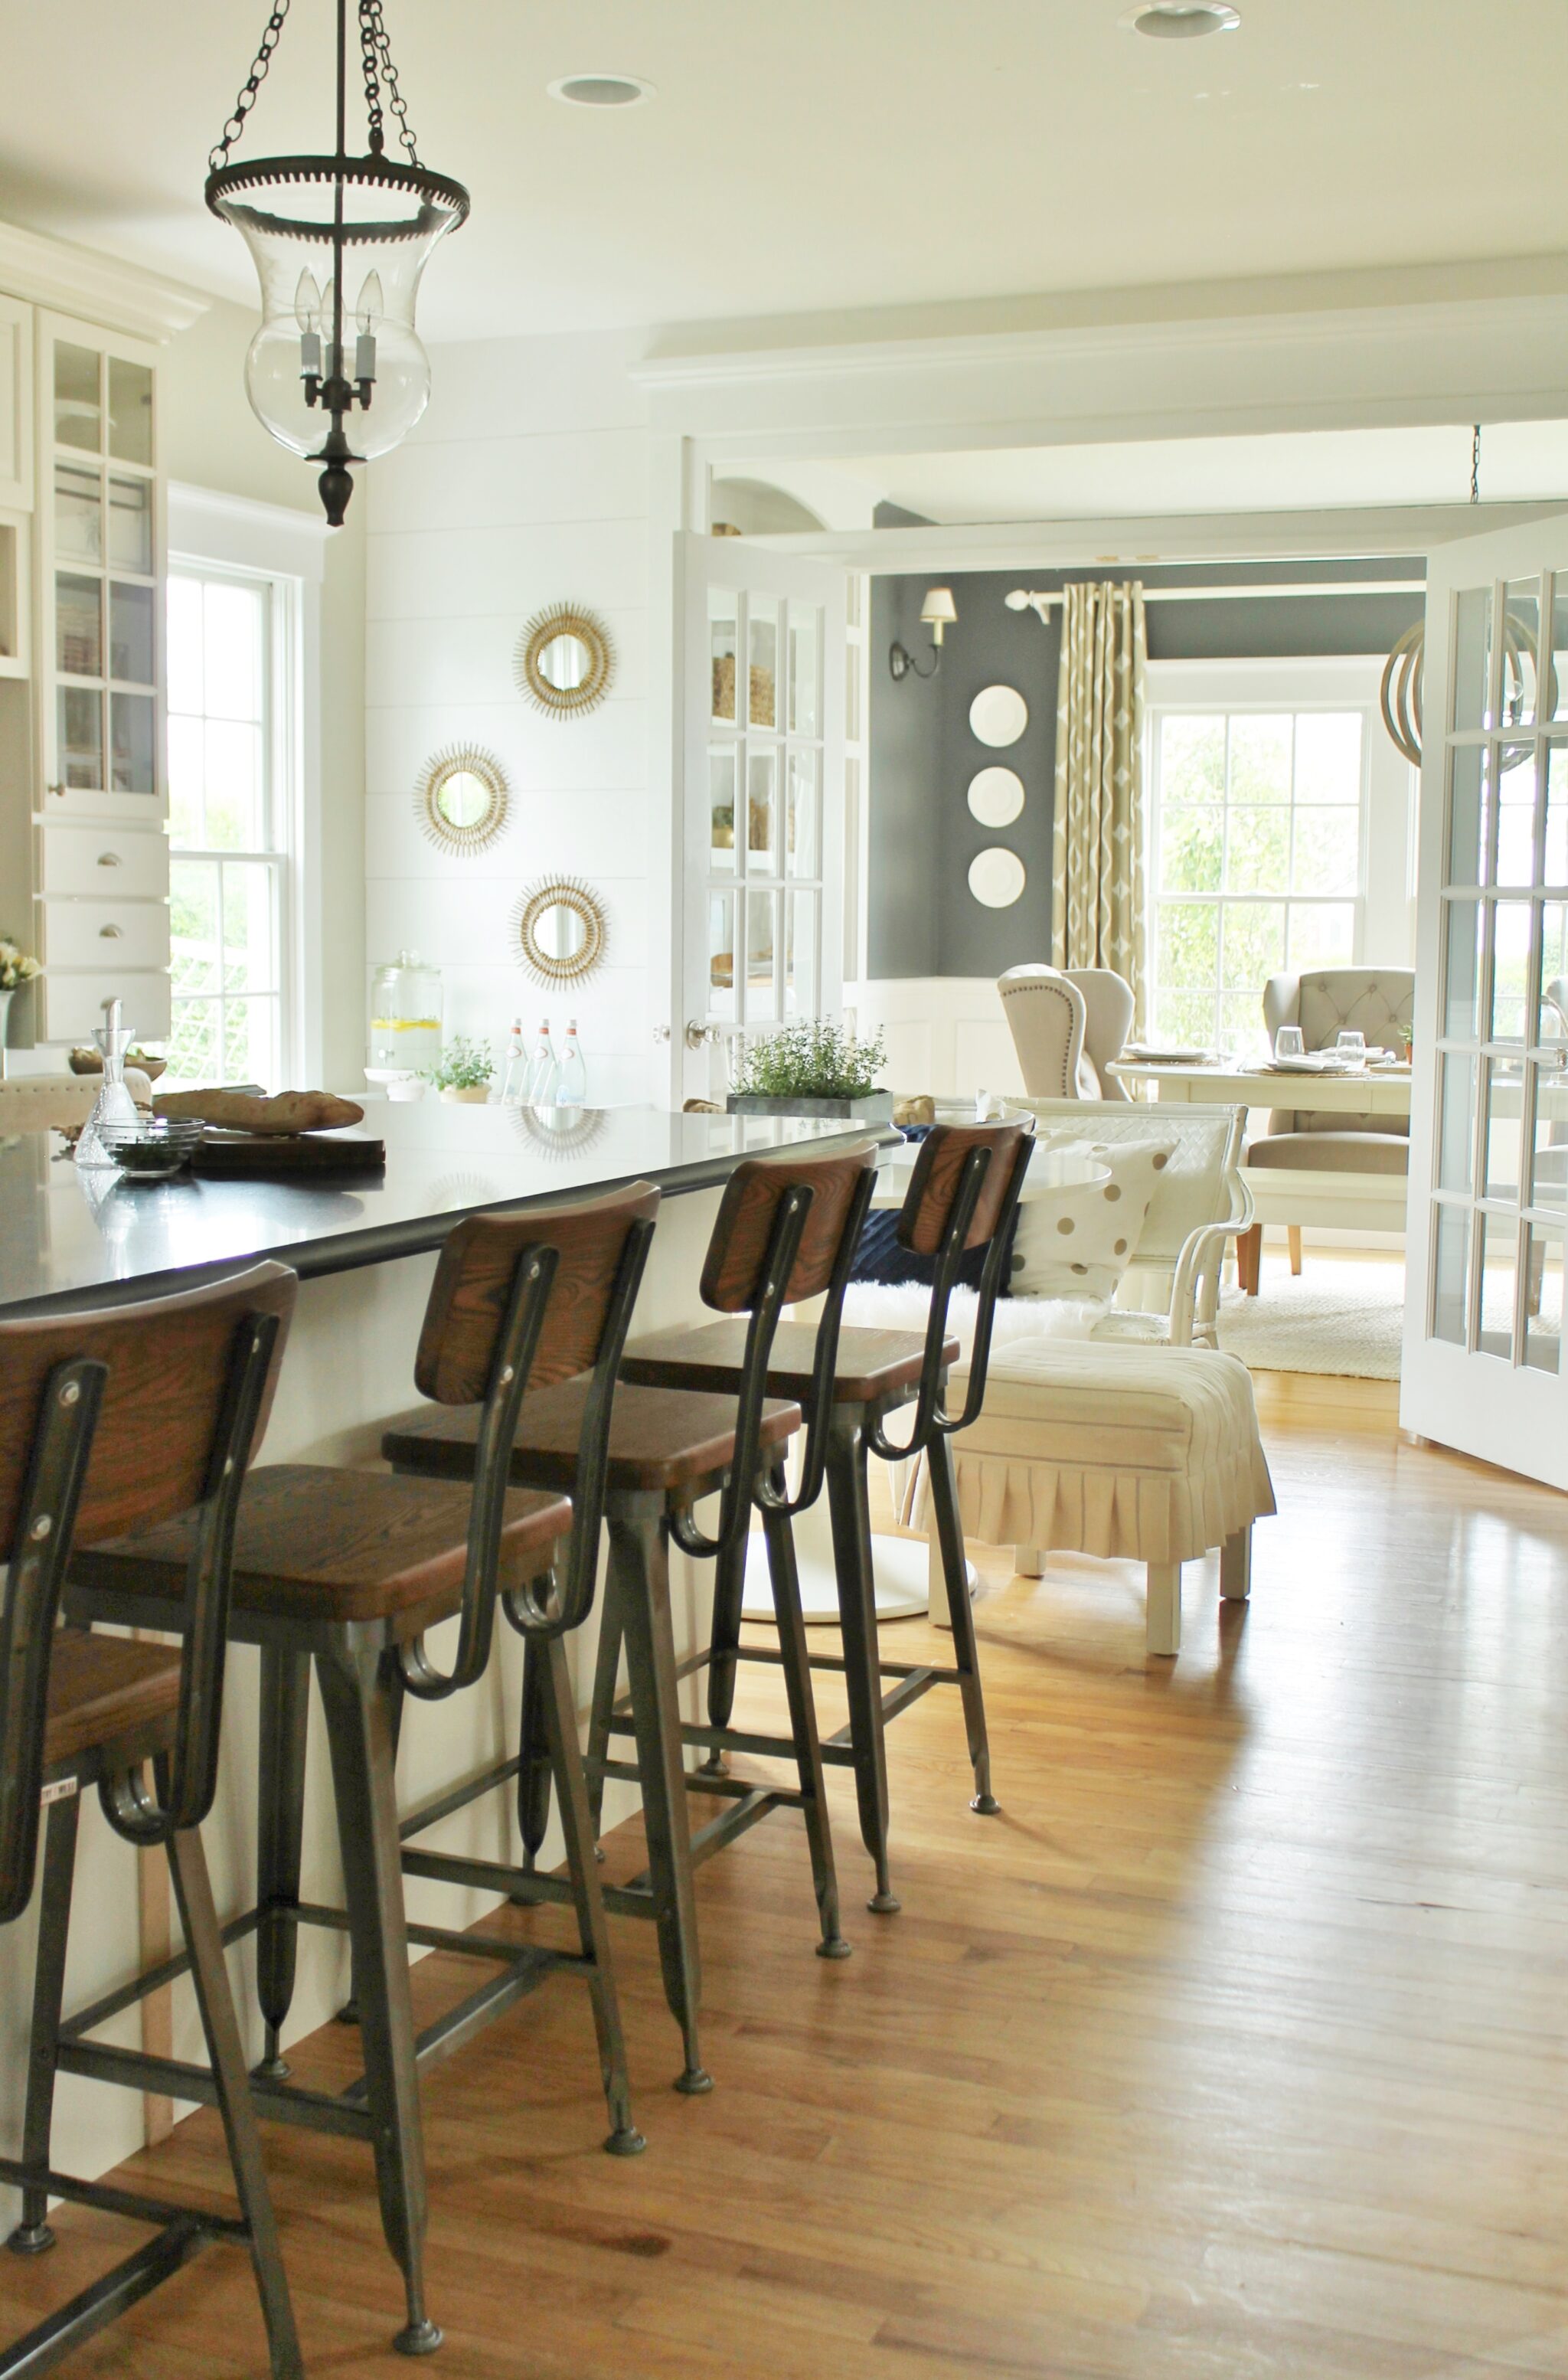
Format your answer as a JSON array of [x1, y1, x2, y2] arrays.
[[153, 1089, 365, 1136]]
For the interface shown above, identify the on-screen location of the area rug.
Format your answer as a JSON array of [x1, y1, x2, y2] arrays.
[[1218, 1260, 1404, 1380]]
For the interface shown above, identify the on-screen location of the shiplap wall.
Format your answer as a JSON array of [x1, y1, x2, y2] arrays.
[[365, 329, 655, 1105]]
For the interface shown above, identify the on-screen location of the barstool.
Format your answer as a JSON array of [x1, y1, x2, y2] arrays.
[[620, 1118, 1034, 1911], [66, 1181, 661, 2357], [0, 1261, 302, 2379], [383, 1139, 880, 2094]]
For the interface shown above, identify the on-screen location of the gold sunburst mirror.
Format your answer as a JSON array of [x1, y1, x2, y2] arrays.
[[513, 875, 608, 986], [415, 744, 511, 853], [516, 603, 616, 718]]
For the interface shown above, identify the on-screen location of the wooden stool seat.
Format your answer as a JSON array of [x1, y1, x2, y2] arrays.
[[44, 1630, 183, 1774], [383, 1381, 802, 1497], [622, 1319, 961, 1407], [73, 1463, 573, 1627]]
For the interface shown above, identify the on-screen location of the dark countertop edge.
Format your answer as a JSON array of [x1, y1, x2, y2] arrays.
[[1, 1123, 898, 1320]]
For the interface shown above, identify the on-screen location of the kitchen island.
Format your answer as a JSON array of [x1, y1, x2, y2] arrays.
[[0, 1103, 889, 2215]]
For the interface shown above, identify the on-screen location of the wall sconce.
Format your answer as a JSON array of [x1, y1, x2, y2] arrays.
[[889, 586, 957, 681]]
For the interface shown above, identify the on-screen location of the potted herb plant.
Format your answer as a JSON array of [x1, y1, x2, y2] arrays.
[[426, 1035, 494, 1103], [726, 1018, 893, 1123]]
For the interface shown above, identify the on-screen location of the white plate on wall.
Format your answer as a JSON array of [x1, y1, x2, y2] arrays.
[[968, 765, 1025, 826], [969, 685, 1028, 747], [968, 847, 1027, 907]]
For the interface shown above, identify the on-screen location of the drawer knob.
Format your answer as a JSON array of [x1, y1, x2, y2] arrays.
[[98, 924, 123, 939], [96, 852, 122, 868]]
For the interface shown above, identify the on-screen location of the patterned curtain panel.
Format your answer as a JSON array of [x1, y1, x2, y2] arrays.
[[1050, 580, 1148, 1033]]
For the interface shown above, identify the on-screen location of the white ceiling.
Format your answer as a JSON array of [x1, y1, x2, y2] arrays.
[[1, 1, 1566, 340], [851, 421, 1568, 525]]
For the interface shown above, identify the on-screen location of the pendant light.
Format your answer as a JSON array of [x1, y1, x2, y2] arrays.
[[206, 0, 470, 525]]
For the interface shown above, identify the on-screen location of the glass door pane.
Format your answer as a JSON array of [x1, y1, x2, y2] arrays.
[[55, 464, 102, 563], [59, 686, 103, 788], [54, 343, 100, 453], [57, 574, 101, 678], [710, 591, 737, 724], [108, 358, 154, 466], [109, 581, 155, 685], [108, 476, 152, 574]]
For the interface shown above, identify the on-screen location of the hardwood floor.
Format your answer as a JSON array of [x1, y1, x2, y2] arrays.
[[11, 1366, 1568, 2377]]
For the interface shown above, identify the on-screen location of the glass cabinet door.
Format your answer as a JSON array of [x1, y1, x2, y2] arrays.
[[39, 318, 161, 819]]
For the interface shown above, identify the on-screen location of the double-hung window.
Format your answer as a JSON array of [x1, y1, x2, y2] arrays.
[[1147, 666, 1398, 1054], [165, 567, 291, 1087]]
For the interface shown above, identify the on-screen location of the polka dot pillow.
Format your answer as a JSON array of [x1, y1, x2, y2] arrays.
[[1008, 1136, 1178, 1301]]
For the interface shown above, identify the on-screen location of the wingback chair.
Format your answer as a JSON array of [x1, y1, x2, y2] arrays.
[[998, 966, 1086, 1098], [1066, 969, 1135, 1100], [998, 966, 1134, 1101], [1240, 966, 1414, 1290]]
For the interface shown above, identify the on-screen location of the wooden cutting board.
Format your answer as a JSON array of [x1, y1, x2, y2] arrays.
[[191, 1130, 387, 1179]]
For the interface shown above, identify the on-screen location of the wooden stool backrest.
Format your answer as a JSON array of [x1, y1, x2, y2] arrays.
[[868, 1120, 1035, 1463], [0, 1261, 296, 1920], [399, 1182, 662, 1698], [897, 1118, 1032, 1257], [701, 1140, 880, 1313], [666, 1140, 880, 1567]]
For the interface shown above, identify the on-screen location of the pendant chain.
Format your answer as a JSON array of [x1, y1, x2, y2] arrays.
[[208, 0, 421, 173], [1471, 422, 1482, 506], [359, 0, 421, 166], [210, 0, 293, 172]]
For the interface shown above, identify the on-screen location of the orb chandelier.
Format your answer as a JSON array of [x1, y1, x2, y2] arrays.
[[205, 0, 470, 525]]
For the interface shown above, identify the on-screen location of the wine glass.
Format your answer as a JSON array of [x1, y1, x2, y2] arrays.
[[1273, 1026, 1305, 1062], [1335, 1029, 1366, 1064]]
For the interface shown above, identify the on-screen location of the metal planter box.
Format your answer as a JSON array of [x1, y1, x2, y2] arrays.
[[726, 1090, 896, 1123]]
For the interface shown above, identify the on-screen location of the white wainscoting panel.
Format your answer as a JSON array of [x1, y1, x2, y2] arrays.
[[847, 976, 1024, 1102]]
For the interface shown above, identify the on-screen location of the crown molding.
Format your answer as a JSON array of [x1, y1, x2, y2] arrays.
[[0, 221, 208, 342]]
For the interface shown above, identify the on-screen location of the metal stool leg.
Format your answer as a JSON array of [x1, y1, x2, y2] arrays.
[[5, 1793, 80, 2257], [168, 1823, 304, 2380], [584, 1571, 626, 1845], [608, 1505, 711, 2095], [926, 1432, 1000, 1815], [254, 1648, 310, 2081], [825, 1407, 898, 1913], [699, 1532, 747, 1777], [315, 1639, 440, 2359], [515, 1640, 553, 1875], [538, 1631, 645, 2156], [762, 1473, 850, 1961]]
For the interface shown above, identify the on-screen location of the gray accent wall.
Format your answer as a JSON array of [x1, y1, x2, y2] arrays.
[[867, 561, 1424, 980]]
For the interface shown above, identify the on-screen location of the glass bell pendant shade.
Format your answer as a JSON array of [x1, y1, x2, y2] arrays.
[[205, 0, 469, 522], [211, 162, 466, 465]]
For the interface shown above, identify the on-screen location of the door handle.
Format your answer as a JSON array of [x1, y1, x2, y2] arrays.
[[684, 1021, 720, 1051], [98, 924, 123, 939]]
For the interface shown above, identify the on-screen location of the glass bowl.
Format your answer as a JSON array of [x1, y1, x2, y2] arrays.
[[95, 1118, 206, 1180]]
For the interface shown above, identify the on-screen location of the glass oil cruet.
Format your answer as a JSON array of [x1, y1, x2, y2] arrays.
[[75, 995, 140, 1169]]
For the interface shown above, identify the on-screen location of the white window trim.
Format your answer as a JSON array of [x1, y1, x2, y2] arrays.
[[1144, 654, 1418, 1042], [168, 482, 330, 1084]]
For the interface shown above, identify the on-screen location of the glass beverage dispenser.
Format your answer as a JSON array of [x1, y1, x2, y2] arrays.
[[369, 950, 443, 1074]]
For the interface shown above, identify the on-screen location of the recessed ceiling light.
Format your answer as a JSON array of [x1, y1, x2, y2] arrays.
[[547, 73, 655, 108], [1120, 4, 1241, 37]]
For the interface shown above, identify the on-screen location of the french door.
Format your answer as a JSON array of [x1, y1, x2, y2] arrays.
[[1402, 514, 1568, 1486], [676, 534, 846, 1105]]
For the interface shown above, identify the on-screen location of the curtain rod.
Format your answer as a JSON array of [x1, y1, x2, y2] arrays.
[[1006, 581, 1421, 617]]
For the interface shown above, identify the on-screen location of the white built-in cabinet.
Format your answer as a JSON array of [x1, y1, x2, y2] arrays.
[[0, 272, 172, 1053]]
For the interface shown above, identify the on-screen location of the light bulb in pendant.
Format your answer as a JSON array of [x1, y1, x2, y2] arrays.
[[295, 269, 323, 378], [354, 270, 383, 384]]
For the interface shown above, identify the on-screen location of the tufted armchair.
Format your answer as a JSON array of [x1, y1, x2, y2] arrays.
[[1240, 966, 1414, 1287]]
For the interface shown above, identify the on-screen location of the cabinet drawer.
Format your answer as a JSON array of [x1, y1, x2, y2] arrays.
[[38, 966, 170, 1045], [38, 824, 168, 900], [39, 897, 168, 972]]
